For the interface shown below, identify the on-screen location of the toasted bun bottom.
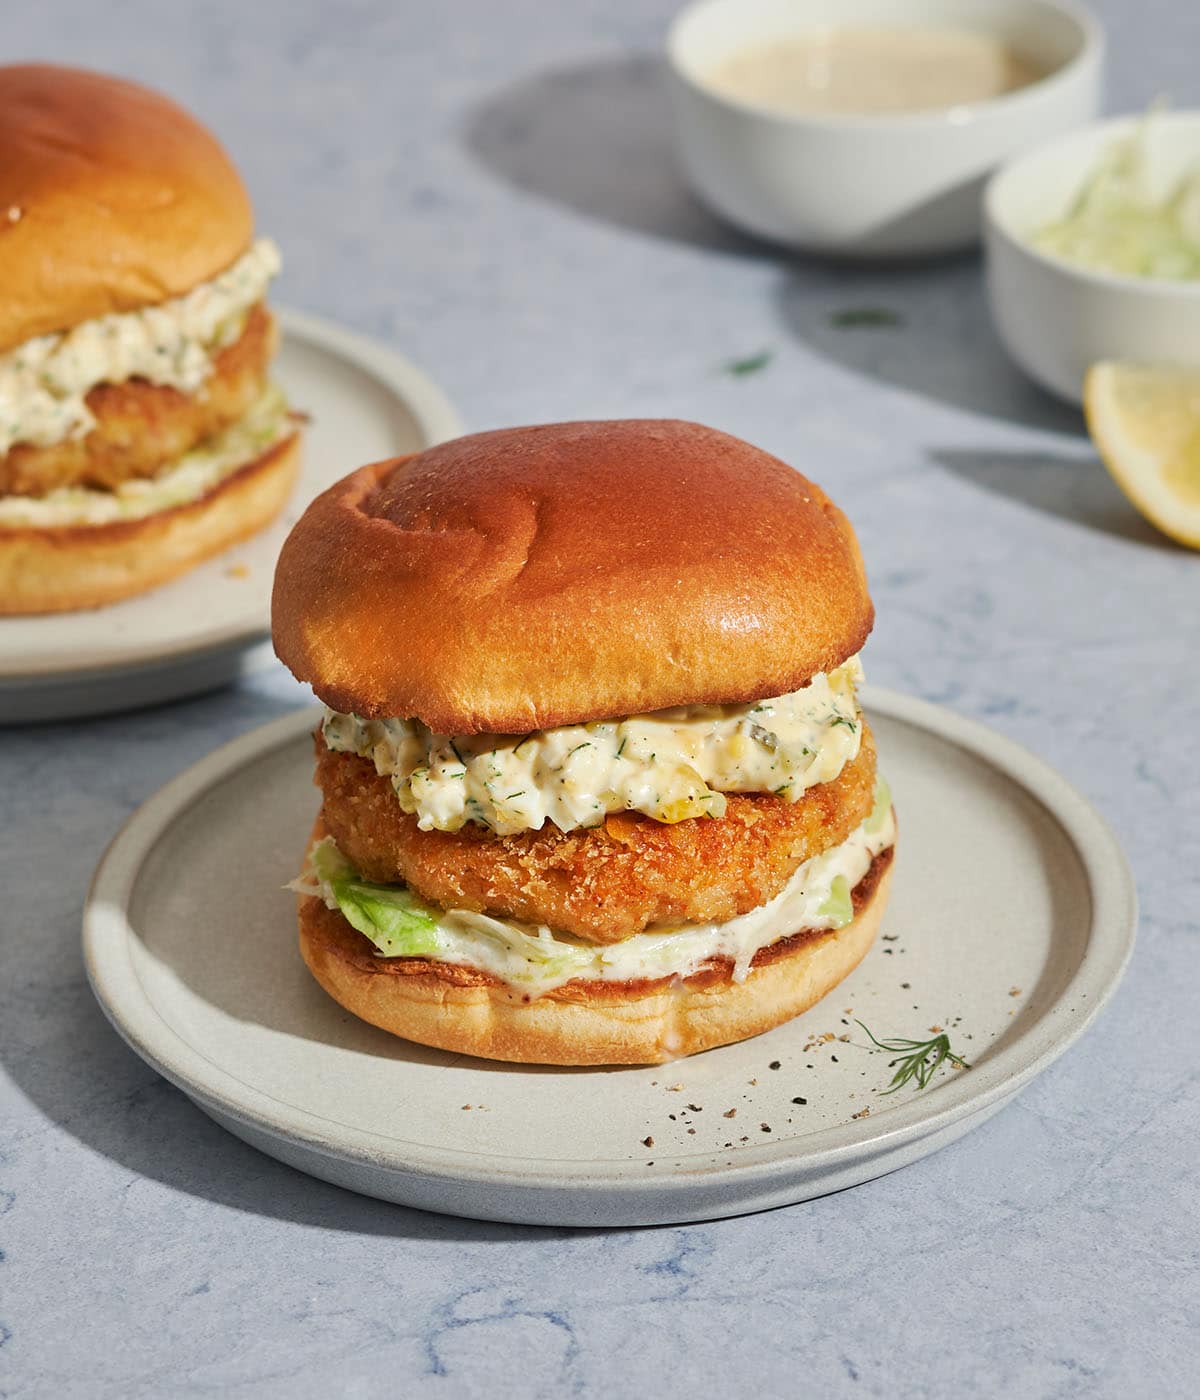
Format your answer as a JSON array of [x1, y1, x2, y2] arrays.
[[298, 846, 894, 1066], [0, 432, 300, 614]]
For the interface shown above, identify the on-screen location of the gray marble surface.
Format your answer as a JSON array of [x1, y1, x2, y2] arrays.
[[3, 1, 1198, 1396]]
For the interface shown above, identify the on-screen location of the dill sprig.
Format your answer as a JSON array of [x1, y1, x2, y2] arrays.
[[856, 1021, 970, 1094], [830, 307, 904, 328], [722, 349, 773, 377]]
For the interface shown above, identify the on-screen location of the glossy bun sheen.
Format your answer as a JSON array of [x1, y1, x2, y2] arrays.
[[272, 419, 874, 732], [0, 64, 253, 352]]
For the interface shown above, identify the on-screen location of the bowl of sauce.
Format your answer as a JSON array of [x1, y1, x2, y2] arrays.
[[985, 112, 1200, 402], [704, 26, 1046, 118], [667, 0, 1102, 256]]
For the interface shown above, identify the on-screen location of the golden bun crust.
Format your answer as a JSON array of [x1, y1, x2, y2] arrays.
[[0, 64, 254, 351], [0, 431, 300, 614], [297, 846, 894, 1066], [272, 419, 873, 733]]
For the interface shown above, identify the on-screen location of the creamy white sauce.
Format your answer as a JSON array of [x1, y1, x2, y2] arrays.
[[0, 238, 281, 456], [299, 800, 895, 996], [322, 658, 865, 836], [703, 27, 1044, 117], [0, 383, 290, 528]]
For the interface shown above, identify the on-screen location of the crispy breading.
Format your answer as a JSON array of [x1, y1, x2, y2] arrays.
[[315, 725, 877, 945], [0, 303, 275, 496]]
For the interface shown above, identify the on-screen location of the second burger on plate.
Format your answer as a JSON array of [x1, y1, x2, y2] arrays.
[[0, 64, 301, 614], [273, 419, 896, 1064]]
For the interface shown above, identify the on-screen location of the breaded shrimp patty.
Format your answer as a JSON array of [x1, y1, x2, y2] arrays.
[[316, 726, 878, 944], [0, 304, 275, 496]]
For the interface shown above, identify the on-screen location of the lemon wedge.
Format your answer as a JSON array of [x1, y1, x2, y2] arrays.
[[1084, 362, 1200, 548]]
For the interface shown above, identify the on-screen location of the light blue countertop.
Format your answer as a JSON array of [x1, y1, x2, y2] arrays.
[[4, 2, 1198, 1396]]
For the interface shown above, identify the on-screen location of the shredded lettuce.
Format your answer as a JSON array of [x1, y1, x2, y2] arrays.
[[865, 777, 893, 835], [1032, 113, 1200, 280], [817, 874, 853, 929], [303, 837, 591, 973], [310, 838, 442, 957], [295, 801, 895, 991], [309, 836, 353, 887], [331, 883, 442, 957]]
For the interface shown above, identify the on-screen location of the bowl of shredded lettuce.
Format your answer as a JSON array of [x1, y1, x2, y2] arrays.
[[984, 111, 1200, 402]]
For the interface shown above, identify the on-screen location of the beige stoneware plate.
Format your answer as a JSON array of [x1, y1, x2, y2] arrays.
[[0, 307, 461, 723], [83, 689, 1136, 1227]]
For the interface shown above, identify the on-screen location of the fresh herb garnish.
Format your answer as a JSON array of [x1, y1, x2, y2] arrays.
[[505, 791, 527, 800], [830, 307, 904, 328], [566, 742, 594, 759], [616, 738, 627, 758], [723, 349, 773, 377], [829, 716, 857, 730], [448, 739, 467, 766], [856, 1021, 970, 1094], [512, 733, 535, 755]]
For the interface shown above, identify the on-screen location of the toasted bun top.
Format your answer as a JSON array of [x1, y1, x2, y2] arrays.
[[272, 419, 873, 733], [0, 64, 253, 352]]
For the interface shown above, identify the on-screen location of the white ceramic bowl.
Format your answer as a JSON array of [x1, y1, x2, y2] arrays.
[[984, 112, 1200, 402], [666, 0, 1102, 257]]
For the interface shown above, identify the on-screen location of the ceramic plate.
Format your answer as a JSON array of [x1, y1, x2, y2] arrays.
[[0, 308, 461, 723], [83, 689, 1136, 1227]]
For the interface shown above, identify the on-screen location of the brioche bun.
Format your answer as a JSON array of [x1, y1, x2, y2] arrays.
[[0, 63, 253, 351], [297, 846, 893, 1066], [272, 419, 873, 733], [0, 432, 300, 614]]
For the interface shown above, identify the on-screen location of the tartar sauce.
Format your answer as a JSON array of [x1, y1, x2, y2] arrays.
[[0, 383, 290, 528], [300, 798, 896, 995], [322, 657, 865, 836], [0, 238, 281, 456]]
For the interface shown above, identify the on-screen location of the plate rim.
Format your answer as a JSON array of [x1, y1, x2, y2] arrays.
[[0, 305, 463, 683], [82, 687, 1138, 1200]]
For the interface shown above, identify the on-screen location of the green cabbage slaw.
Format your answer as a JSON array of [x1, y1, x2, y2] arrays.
[[1032, 115, 1200, 281]]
